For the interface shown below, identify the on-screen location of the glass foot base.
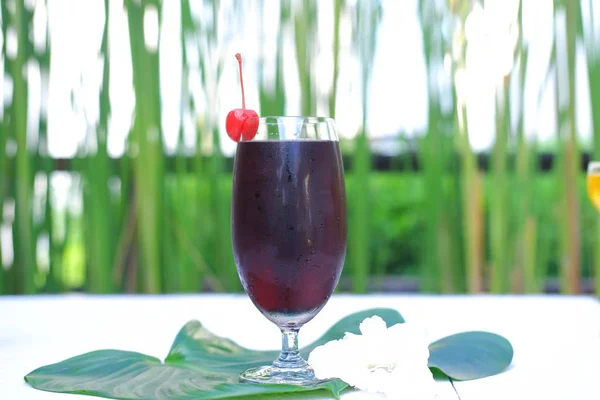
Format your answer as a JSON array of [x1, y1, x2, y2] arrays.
[[240, 364, 324, 386]]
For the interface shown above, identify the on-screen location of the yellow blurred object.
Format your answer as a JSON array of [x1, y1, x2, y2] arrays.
[[586, 174, 600, 212]]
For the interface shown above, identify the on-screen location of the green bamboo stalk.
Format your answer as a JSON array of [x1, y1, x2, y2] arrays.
[[170, 210, 223, 292], [565, 0, 581, 294], [522, 216, 537, 292], [490, 81, 510, 294], [163, 178, 178, 292], [180, 0, 201, 294], [175, 0, 200, 292], [43, 161, 61, 293], [0, 0, 11, 294], [220, 173, 237, 291], [114, 133, 134, 291], [1, 0, 16, 295], [552, 58, 569, 295], [328, 0, 344, 118], [451, 0, 481, 293], [472, 171, 484, 292], [35, 3, 58, 293], [160, 154, 178, 293], [258, 0, 287, 117], [84, 119, 113, 294], [556, 0, 581, 294], [420, 0, 468, 293], [193, 101, 207, 290], [418, 0, 453, 292], [194, 2, 236, 292], [348, 1, 381, 293], [11, 0, 35, 294], [209, 126, 237, 291], [351, 133, 369, 294], [535, 165, 554, 293], [443, 160, 470, 293], [457, 113, 479, 293], [126, 0, 164, 293], [513, 3, 538, 293], [170, 130, 193, 292], [79, 152, 92, 291], [66, 154, 85, 291], [198, 67, 232, 292], [190, 18, 206, 292], [39, 88, 57, 294], [60, 182, 86, 291], [194, 128, 207, 290], [417, 135, 442, 292], [112, 187, 138, 293], [294, 0, 317, 116], [517, 114, 537, 293], [172, 0, 187, 292], [82, 0, 113, 293], [579, 0, 600, 156]]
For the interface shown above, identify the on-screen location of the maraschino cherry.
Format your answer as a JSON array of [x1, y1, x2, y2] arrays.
[[226, 53, 259, 142]]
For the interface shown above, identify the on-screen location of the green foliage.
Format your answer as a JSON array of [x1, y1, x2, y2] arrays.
[[126, 0, 166, 293], [1, 0, 600, 295], [50, 172, 597, 293], [11, 0, 36, 294]]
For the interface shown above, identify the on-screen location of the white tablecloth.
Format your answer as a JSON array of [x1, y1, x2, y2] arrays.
[[1, 294, 599, 399]]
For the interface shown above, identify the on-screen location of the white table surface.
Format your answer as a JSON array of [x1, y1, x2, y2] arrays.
[[1, 294, 599, 399]]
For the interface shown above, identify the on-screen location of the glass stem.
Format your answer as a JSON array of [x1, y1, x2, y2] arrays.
[[273, 328, 309, 370]]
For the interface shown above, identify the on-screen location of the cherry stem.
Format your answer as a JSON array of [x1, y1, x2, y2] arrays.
[[235, 53, 246, 110]]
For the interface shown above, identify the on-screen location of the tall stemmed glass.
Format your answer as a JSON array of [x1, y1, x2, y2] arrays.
[[231, 116, 347, 385]]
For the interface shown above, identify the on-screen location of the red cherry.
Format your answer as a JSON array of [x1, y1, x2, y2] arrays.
[[226, 53, 259, 142], [226, 109, 259, 141]]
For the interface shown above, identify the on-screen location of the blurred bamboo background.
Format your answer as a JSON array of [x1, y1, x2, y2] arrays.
[[1, 0, 599, 295]]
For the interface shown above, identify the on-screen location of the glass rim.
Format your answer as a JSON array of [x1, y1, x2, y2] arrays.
[[251, 116, 335, 125], [238, 115, 338, 142]]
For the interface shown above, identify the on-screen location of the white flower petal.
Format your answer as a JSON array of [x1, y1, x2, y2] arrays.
[[308, 339, 346, 379], [308, 316, 437, 399], [359, 315, 388, 336]]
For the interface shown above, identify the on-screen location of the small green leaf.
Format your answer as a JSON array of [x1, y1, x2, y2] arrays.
[[428, 331, 514, 381]]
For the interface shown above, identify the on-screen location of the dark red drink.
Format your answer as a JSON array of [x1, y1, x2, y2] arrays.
[[232, 140, 347, 327]]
